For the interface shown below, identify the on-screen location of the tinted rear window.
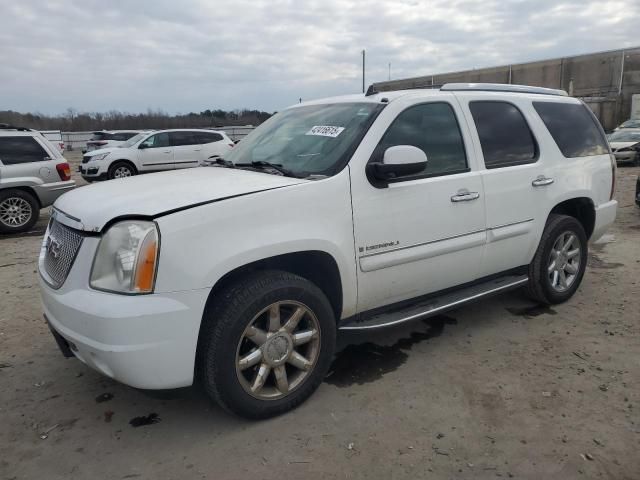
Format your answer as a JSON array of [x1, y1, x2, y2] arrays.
[[0, 136, 49, 165], [111, 132, 138, 141], [533, 102, 609, 157], [195, 132, 223, 144], [90, 132, 109, 141], [469, 101, 537, 168]]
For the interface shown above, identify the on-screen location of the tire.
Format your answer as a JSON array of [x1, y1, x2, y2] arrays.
[[526, 214, 588, 305], [108, 161, 136, 180], [0, 189, 39, 234], [199, 270, 336, 419]]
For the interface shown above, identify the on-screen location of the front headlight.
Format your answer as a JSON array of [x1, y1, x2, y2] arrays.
[[91, 152, 110, 162], [90, 220, 159, 294]]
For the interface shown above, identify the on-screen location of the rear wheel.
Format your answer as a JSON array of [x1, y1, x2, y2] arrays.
[[108, 161, 136, 180], [0, 189, 39, 234], [199, 270, 336, 419], [527, 214, 588, 304]]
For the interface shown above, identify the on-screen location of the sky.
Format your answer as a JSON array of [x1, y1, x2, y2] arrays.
[[0, 0, 637, 115]]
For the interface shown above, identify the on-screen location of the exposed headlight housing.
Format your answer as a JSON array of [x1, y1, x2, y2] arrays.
[[91, 152, 110, 162], [90, 220, 159, 294]]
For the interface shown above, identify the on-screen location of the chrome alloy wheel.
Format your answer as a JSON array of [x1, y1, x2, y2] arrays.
[[235, 301, 321, 400], [113, 166, 132, 178], [548, 231, 581, 292], [0, 197, 32, 228]]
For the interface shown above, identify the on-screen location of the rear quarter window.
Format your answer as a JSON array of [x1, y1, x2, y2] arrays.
[[533, 102, 609, 157]]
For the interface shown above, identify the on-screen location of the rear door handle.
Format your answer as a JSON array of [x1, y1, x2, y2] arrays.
[[451, 190, 480, 202], [532, 176, 554, 187], [162, 150, 172, 154]]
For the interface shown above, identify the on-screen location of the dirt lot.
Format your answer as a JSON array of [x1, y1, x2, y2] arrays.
[[1, 154, 639, 480]]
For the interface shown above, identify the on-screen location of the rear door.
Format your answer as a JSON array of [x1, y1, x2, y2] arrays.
[[456, 94, 550, 277], [196, 132, 232, 160], [137, 132, 174, 171], [169, 131, 203, 169]]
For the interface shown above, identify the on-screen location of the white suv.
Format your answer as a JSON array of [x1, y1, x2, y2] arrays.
[[80, 129, 234, 181], [39, 84, 617, 418]]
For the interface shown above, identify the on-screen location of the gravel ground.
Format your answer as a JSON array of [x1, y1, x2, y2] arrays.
[[1, 153, 638, 480]]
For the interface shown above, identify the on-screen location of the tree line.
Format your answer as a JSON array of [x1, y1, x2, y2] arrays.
[[0, 108, 273, 132]]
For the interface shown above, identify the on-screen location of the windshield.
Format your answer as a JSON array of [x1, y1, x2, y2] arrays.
[[608, 131, 640, 142], [119, 132, 147, 148], [619, 119, 640, 129], [224, 102, 384, 176]]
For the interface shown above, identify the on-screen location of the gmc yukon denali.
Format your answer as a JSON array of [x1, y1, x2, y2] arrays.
[[39, 83, 617, 418]]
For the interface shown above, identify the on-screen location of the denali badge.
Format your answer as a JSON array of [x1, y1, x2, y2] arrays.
[[46, 235, 62, 259]]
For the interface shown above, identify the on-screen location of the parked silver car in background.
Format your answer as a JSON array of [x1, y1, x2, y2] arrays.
[[0, 125, 75, 233], [607, 129, 640, 166]]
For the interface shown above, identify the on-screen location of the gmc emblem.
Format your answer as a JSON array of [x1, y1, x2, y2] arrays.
[[46, 235, 62, 259]]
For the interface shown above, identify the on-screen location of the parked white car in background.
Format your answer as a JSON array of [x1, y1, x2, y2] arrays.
[[40, 84, 616, 419], [84, 130, 142, 152], [79, 129, 234, 180]]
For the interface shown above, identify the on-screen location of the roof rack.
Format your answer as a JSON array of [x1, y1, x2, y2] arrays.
[[441, 83, 568, 96], [366, 82, 568, 97]]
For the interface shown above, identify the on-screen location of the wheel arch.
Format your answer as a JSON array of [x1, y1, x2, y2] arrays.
[[109, 159, 138, 175], [548, 197, 595, 239], [0, 185, 42, 207], [194, 250, 344, 382]]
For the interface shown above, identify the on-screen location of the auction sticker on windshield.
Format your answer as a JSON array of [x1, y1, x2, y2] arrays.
[[306, 126, 345, 137]]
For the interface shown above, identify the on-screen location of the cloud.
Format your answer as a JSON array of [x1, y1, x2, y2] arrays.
[[0, 0, 637, 114]]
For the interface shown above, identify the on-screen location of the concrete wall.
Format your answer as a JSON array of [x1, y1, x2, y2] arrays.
[[372, 47, 640, 131]]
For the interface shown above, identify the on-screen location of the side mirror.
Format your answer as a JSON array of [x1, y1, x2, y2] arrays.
[[367, 145, 427, 186], [139, 143, 149, 149]]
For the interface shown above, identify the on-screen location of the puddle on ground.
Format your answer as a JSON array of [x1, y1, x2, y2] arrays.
[[324, 315, 457, 387], [506, 305, 557, 318], [129, 413, 160, 427]]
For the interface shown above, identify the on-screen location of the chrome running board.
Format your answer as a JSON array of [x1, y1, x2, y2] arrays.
[[339, 275, 529, 331]]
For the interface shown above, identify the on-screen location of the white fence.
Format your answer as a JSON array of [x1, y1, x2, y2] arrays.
[[61, 126, 255, 151]]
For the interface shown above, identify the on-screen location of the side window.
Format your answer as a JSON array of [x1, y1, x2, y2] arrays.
[[533, 102, 609, 157], [373, 102, 468, 179], [113, 132, 136, 141], [169, 131, 198, 146], [140, 132, 170, 148], [469, 101, 537, 168], [195, 132, 223, 144], [0, 136, 49, 165]]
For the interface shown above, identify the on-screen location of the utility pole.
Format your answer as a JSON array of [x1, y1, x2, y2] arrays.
[[388, 62, 391, 81], [362, 49, 366, 93]]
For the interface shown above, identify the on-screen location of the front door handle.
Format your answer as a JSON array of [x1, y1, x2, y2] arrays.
[[162, 150, 172, 154], [532, 176, 554, 187], [451, 190, 480, 202]]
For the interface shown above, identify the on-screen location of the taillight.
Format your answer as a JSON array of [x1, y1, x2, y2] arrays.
[[59, 142, 65, 150], [56, 162, 71, 181], [609, 153, 617, 200]]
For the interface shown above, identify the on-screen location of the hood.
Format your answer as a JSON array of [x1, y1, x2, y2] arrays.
[[609, 141, 638, 150], [53, 167, 307, 232]]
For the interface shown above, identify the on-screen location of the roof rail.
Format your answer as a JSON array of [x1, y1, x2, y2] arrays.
[[440, 83, 568, 97], [0, 123, 33, 131]]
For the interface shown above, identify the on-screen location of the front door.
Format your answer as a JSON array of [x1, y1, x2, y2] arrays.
[[137, 132, 174, 171], [350, 98, 486, 312]]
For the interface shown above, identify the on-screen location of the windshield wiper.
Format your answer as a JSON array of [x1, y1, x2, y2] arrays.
[[236, 161, 302, 178]]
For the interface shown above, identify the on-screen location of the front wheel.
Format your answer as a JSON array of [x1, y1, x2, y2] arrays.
[[108, 161, 136, 180], [199, 271, 336, 419], [527, 214, 588, 304]]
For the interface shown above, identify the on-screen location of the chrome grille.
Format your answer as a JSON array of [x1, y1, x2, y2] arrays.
[[43, 219, 84, 289]]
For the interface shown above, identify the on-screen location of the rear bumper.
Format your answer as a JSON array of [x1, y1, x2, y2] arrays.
[[34, 180, 76, 207], [591, 199, 617, 242]]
